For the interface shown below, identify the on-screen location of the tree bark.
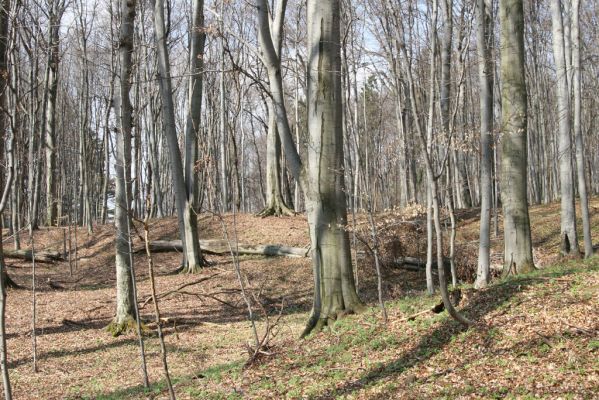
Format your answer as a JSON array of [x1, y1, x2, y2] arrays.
[[183, 0, 206, 232], [153, 0, 205, 272], [256, 0, 293, 217], [551, 0, 579, 257], [499, 0, 535, 274], [258, 0, 362, 336], [3, 249, 61, 263], [570, 0, 593, 258], [111, 0, 137, 328], [475, 0, 494, 288], [141, 239, 309, 258], [258, 100, 294, 216], [301, 0, 363, 336], [0, 0, 13, 394], [44, 2, 65, 227]]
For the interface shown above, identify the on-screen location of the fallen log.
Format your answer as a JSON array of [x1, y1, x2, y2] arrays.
[[392, 257, 451, 275], [139, 239, 310, 258], [4, 249, 63, 263]]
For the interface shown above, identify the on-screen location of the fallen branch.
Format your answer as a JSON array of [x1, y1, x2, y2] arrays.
[[391, 257, 450, 276], [401, 290, 463, 322], [401, 300, 446, 321], [138, 239, 310, 258], [4, 249, 63, 263], [140, 273, 221, 308]]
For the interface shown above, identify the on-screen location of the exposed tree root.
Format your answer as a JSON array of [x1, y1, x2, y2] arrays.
[[106, 317, 147, 337], [256, 201, 295, 218], [177, 255, 211, 274], [300, 303, 366, 338], [2, 270, 20, 289]]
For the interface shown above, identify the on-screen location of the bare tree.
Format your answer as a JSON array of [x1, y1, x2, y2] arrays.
[[258, 0, 363, 336], [570, 0, 593, 258], [551, 0, 579, 257], [111, 0, 138, 332], [44, 0, 65, 227], [475, 0, 494, 288], [256, 0, 294, 217], [152, 0, 205, 273], [499, 0, 535, 274], [0, 0, 13, 396]]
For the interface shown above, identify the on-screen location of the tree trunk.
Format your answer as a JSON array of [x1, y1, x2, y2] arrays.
[[499, 0, 535, 274], [141, 239, 309, 258], [218, 1, 229, 212], [44, 2, 64, 227], [111, 0, 137, 329], [0, 0, 13, 393], [258, 0, 362, 336], [475, 0, 494, 288], [258, 100, 294, 217], [302, 0, 363, 336], [153, 0, 205, 273], [551, 0, 579, 257], [570, 0, 593, 258], [184, 0, 206, 237]]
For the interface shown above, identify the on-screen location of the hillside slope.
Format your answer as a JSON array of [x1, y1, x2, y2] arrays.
[[0, 199, 597, 399]]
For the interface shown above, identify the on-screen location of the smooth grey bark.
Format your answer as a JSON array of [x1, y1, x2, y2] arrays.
[[258, 0, 362, 336], [77, 5, 92, 232], [100, 71, 114, 224], [304, 0, 363, 334], [255, 0, 293, 217], [551, 0, 579, 257], [571, 0, 593, 258], [258, 101, 294, 216], [8, 52, 18, 250], [112, 0, 137, 328], [256, 0, 304, 190], [218, 0, 228, 211], [0, 0, 12, 394], [423, 0, 440, 296], [44, 1, 65, 227], [26, 38, 40, 231], [302, 0, 363, 335], [499, 0, 535, 274], [409, 0, 471, 326], [153, 0, 204, 272], [475, 0, 494, 289], [386, 0, 432, 288], [439, 0, 455, 286], [184, 0, 205, 214]]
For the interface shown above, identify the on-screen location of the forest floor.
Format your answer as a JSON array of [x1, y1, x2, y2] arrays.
[[2, 199, 599, 399]]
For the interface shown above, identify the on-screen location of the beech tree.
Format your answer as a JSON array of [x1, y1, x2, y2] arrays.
[[551, 0, 579, 257], [258, 0, 362, 335], [256, 0, 294, 217], [571, 0, 593, 258], [44, 0, 66, 227], [475, 0, 494, 288], [499, 0, 535, 274], [110, 0, 137, 332], [0, 0, 12, 396], [152, 0, 205, 273]]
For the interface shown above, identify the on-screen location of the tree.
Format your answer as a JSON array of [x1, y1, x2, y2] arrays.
[[256, 0, 294, 217], [551, 0, 579, 257], [570, 0, 592, 258], [111, 0, 137, 330], [184, 0, 206, 241], [258, 0, 362, 336], [152, 0, 205, 273], [499, 0, 534, 274], [0, 0, 13, 396], [475, 0, 494, 288], [44, 0, 65, 227]]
